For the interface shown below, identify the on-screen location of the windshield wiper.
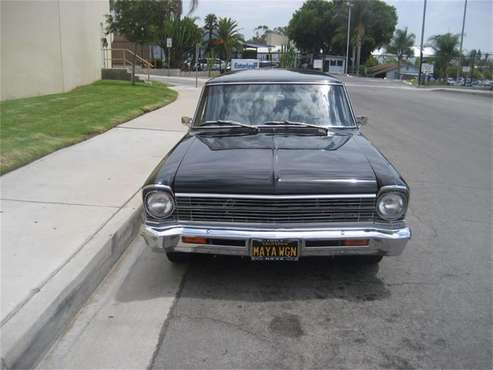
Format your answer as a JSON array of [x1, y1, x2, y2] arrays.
[[198, 120, 258, 131], [259, 120, 329, 133], [326, 125, 357, 129]]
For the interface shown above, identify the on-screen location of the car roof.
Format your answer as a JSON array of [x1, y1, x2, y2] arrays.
[[206, 69, 342, 85]]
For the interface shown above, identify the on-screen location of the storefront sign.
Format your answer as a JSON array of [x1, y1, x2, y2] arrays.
[[231, 59, 259, 71]]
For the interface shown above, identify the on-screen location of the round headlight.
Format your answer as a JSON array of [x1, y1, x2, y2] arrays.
[[145, 191, 175, 219], [376, 191, 407, 220]]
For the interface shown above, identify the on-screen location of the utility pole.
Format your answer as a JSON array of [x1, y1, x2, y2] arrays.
[[457, 0, 468, 82], [417, 0, 427, 87], [345, 3, 352, 75]]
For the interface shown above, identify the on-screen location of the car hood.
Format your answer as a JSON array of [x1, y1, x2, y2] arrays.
[[172, 132, 379, 195]]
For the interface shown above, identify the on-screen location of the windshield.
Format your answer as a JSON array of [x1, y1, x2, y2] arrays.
[[195, 84, 355, 127]]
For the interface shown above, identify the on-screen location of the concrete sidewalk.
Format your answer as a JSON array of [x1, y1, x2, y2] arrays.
[[0, 84, 201, 368]]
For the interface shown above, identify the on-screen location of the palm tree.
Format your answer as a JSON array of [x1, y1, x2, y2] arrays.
[[467, 49, 483, 81], [158, 15, 201, 68], [351, 1, 371, 76], [428, 33, 460, 80], [343, 0, 397, 75], [386, 28, 415, 79], [203, 14, 218, 55], [253, 25, 269, 43], [173, 0, 198, 16], [216, 17, 244, 63]]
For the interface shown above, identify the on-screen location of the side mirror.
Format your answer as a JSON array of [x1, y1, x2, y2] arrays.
[[181, 116, 193, 127], [356, 115, 368, 126]]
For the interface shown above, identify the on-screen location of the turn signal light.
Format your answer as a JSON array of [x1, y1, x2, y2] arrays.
[[343, 239, 369, 247], [182, 236, 208, 244]]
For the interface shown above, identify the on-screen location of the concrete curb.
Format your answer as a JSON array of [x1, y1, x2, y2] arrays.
[[137, 73, 209, 83], [0, 193, 143, 369], [427, 87, 493, 97]]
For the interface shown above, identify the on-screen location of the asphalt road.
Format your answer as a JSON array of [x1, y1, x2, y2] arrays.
[[40, 77, 492, 369]]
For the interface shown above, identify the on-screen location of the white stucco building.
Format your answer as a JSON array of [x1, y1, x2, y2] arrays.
[[1, 0, 110, 100]]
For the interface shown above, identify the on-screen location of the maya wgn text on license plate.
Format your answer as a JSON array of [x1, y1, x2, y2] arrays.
[[250, 239, 300, 261]]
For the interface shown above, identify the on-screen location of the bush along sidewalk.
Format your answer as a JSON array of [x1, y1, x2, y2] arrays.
[[0, 80, 177, 174]]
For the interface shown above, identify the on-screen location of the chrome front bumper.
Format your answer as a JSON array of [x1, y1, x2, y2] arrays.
[[141, 222, 411, 257]]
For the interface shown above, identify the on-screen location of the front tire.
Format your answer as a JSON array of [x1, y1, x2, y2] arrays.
[[165, 251, 190, 263]]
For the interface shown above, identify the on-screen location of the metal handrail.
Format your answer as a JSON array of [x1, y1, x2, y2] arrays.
[[111, 48, 153, 68]]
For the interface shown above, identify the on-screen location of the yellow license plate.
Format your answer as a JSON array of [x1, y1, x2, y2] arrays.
[[250, 239, 300, 261]]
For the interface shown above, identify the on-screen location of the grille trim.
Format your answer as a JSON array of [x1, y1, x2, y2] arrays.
[[175, 192, 376, 199], [175, 193, 377, 224]]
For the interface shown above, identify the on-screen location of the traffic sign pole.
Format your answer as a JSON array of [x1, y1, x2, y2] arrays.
[[166, 38, 172, 77]]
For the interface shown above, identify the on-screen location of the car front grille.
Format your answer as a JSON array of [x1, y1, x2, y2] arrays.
[[175, 194, 377, 224]]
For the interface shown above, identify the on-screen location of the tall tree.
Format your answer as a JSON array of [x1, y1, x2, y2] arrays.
[[152, 0, 182, 66], [467, 49, 481, 81], [203, 13, 218, 54], [107, 0, 160, 84], [216, 17, 244, 62], [252, 25, 270, 43], [482, 52, 489, 67], [386, 28, 415, 79], [287, 0, 336, 55], [108, 0, 199, 83], [156, 15, 202, 68], [349, 0, 397, 75], [273, 26, 288, 36], [428, 33, 460, 80], [287, 0, 396, 70]]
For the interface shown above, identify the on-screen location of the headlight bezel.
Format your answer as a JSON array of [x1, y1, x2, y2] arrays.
[[376, 186, 409, 221], [143, 185, 175, 220]]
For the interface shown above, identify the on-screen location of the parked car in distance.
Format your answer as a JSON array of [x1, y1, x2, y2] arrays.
[[141, 69, 411, 265], [184, 58, 226, 72], [259, 60, 280, 68]]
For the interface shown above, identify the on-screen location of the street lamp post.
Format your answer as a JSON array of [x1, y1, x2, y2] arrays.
[[417, 0, 427, 87], [345, 3, 352, 75], [457, 0, 468, 83]]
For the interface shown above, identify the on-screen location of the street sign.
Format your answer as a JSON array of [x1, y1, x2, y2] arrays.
[[166, 38, 172, 48], [313, 59, 323, 70], [231, 59, 259, 71], [422, 63, 434, 74], [462, 66, 471, 73]]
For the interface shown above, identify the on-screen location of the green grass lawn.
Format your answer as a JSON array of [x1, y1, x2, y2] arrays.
[[0, 80, 177, 174]]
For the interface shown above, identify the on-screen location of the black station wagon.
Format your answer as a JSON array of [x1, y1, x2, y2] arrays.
[[141, 69, 411, 264]]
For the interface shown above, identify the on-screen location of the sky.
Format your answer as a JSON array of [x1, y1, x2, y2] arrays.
[[192, 0, 493, 53]]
